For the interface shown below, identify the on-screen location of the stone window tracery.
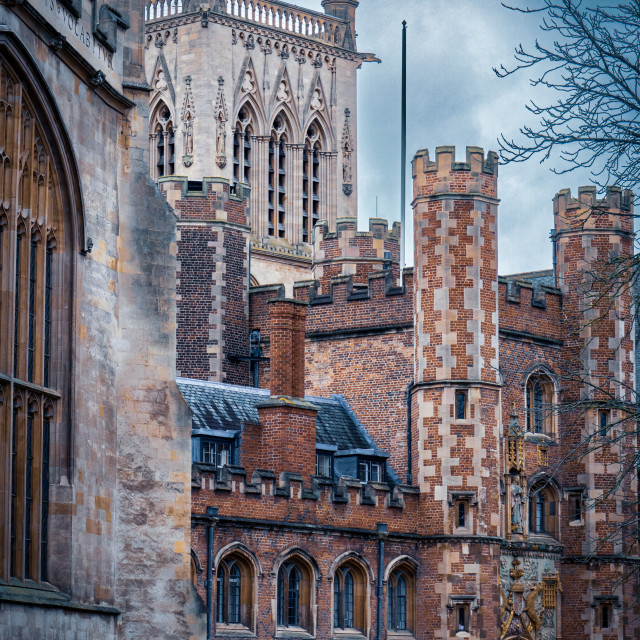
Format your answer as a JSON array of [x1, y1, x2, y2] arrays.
[[150, 101, 175, 179], [277, 557, 313, 632], [387, 563, 415, 635], [333, 559, 367, 634], [216, 553, 254, 629], [0, 56, 72, 586], [528, 479, 559, 538], [268, 114, 290, 239], [233, 106, 254, 188], [302, 122, 323, 243], [525, 371, 556, 436]]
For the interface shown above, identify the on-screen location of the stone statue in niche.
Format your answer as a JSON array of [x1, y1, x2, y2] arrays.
[[214, 76, 228, 168], [216, 120, 225, 156], [184, 117, 193, 156], [181, 75, 195, 167], [510, 476, 525, 534], [342, 147, 352, 184], [341, 107, 353, 196]]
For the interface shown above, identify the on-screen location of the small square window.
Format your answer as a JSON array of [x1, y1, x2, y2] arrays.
[[457, 502, 466, 529], [455, 390, 467, 420], [599, 410, 609, 437], [600, 602, 613, 629], [570, 494, 582, 522], [455, 603, 470, 632]]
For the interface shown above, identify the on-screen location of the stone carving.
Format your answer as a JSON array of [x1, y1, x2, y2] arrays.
[[341, 107, 353, 195], [241, 69, 255, 94], [214, 76, 228, 168], [181, 75, 195, 166], [154, 69, 168, 92], [500, 557, 550, 640], [244, 34, 255, 49], [510, 478, 525, 534], [276, 79, 290, 103], [280, 44, 289, 59], [312, 53, 323, 68], [310, 88, 323, 111]]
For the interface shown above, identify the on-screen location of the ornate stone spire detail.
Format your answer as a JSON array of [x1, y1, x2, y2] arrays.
[[181, 75, 195, 167], [341, 107, 353, 196], [214, 76, 228, 168]]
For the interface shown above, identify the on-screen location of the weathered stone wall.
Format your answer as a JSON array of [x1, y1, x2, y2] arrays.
[[0, 0, 202, 636]]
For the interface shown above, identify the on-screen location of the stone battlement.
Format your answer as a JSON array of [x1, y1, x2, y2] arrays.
[[192, 463, 420, 511], [412, 146, 499, 200], [312, 217, 401, 289], [553, 186, 634, 234], [413, 145, 498, 176]]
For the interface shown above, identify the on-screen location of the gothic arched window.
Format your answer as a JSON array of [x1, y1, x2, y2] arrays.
[[528, 480, 559, 539], [387, 562, 416, 635], [333, 560, 367, 633], [302, 122, 323, 243], [0, 49, 76, 586], [269, 114, 290, 238], [150, 101, 175, 179], [233, 106, 253, 188], [277, 557, 313, 631], [525, 371, 556, 436], [216, 553, 255, 630]]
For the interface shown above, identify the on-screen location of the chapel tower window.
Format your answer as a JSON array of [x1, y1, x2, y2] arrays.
[[302, 123, 323, 243], [233, 107, 253, 188], [150, 103, 175, 179]]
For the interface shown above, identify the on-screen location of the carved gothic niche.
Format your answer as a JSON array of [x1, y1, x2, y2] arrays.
[[276, 77, 290, 103], [181, 75, 195, 167], [241, 67, 256, 95], [214, 76, 228, 168], [505, 408, 527, 541], [341, 107, 353, 196]]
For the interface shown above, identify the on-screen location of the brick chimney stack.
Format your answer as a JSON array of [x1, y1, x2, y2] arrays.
[[251, 298, 318, 480], [268, 298, 307, 398]]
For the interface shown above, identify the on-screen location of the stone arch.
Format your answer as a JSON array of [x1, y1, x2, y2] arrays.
[[330, 550, 375, 584], [269, 103, 301, 143], [214, 541, 263, 577], [383, 554, 418, 583]]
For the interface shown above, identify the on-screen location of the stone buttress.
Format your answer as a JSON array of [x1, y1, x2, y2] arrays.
[[411, 146, 502, 638]]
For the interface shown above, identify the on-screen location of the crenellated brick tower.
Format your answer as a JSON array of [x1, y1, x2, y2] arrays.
[[312, 216, 401, 291], [553, 186, 638, 639], [411, 146, 502, 636], [159, 176, 252, 385]]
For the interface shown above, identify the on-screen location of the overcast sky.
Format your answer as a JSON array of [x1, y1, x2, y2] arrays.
[[298, 0, 595, 275]]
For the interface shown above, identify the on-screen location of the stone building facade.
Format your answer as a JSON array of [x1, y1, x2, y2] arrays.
[[172, 143, 639, 640], [144, 0, 371, 290], [1, 0, 639, 638], [0, 0, 202, 637]]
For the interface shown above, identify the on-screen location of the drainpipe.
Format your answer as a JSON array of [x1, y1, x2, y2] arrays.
[[405, 380, 414, 485], [206, 506, 219, 640], [376, 522, 388, 640]]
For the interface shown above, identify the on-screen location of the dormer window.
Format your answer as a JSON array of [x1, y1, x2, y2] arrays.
[[316, 452, 333, 477], [357, 458, 382, 483], [200, 438, 233, 469]]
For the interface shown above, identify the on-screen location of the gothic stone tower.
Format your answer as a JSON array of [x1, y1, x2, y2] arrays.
[[411, 146, 502, 637], [553, 186, 639, 640], [144, 0, 368, 289]]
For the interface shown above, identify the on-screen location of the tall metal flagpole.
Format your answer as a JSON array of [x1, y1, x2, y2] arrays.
[[400, 20, 407, 284]]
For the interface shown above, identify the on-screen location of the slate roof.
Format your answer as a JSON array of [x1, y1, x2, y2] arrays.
[[176, 377, 375, 452], [501, 269, 556, 288]]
